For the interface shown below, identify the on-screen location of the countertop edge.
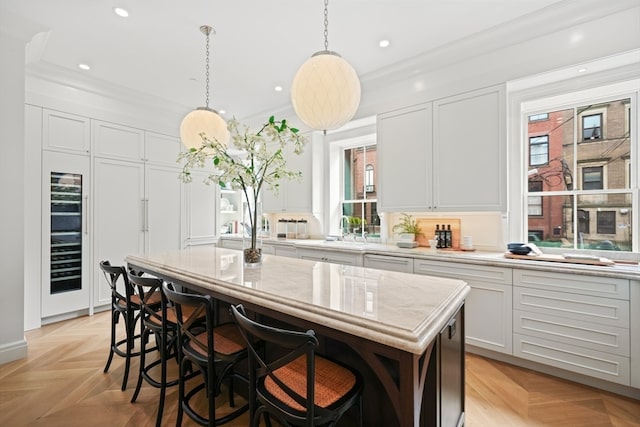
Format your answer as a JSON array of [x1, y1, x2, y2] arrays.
[[218, 236, 640, 280], [126, 252, 471, 355]]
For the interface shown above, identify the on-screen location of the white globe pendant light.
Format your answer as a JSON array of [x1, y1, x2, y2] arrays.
[[180, 25, 230, 149], [291, 0, 361, 132]]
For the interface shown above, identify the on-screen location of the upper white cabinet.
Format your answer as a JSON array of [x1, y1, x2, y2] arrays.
[[145, 131, 182, 166], [377, 103, 432, 211], [42, 109, 91, 154], [262, 142, 313, 213], [93, 120, 144, 161], [432, 85, 506, 211], [377, 85, 506, 212]]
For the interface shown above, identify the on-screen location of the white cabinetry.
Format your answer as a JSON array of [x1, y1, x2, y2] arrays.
[[219, 238, 243, 250], [93, 120, 144, 161], [41, 151, 92, 318], [377, 103, 432, 211], [185, 170, 218, 246], [512, 269, 631, 385], [631, 281, 640, 388], [42, 109, 91, 154], [413, 259, 513, 354], [363, 254, 414, 273], [377, 85, 506, 212], [92, 124, 183, 306], [432, 85, 506, 211], [262, 142, 313, 213], [298, 248, 363, 266], [263, 242, 298, 258]]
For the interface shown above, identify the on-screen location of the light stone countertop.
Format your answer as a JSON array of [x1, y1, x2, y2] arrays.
[[126, 246, 470, 355], [220, 236, 640, 281]]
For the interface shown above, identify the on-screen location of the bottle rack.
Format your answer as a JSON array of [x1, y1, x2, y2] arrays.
[[49, 172, 83, 294]]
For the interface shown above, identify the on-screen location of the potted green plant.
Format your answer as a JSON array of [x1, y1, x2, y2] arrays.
[[178, 116, 307, 265], [392, 213, 422, 241]]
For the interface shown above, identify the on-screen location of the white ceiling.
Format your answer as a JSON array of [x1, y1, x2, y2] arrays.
[[3, 0, 569, 120]]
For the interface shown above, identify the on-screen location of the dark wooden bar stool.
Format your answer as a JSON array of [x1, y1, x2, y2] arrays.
[[230, 304, 363, 427], [162, 282, 249, 427], [99, 260, 152, 391], [127, 273, 179, 427]]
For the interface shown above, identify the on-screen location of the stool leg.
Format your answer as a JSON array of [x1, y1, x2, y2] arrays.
[[122, 309, 135, 391], [155, 328, 168, 427], [131, 325, 148, 403], [103, 308, 117, 374]]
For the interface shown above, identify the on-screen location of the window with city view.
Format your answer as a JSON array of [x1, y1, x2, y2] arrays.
[[342, 143, 380, 238], [526, 97, 633, 251]]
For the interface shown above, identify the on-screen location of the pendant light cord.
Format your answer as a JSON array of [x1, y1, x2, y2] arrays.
[[323, 0, 329, 51], [200, 25, 215, 109]]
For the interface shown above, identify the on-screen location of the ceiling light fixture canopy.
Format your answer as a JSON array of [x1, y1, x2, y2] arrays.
[[180, 25, 230, 149], [291, 0, 361, 132]]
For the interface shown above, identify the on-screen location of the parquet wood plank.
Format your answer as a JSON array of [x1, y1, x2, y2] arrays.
[[0, 311, 637, 426]]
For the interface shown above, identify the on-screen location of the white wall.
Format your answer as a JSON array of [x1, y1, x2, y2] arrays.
[[0, 21, 28, 363]]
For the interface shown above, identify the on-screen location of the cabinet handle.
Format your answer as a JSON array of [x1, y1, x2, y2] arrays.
[[141, 199, 146, 232], [144, 199, 149, 232], [447, 317, 457, 340], [83, 195, 89, 235]]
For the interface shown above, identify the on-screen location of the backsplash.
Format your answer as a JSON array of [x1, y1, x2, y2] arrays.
[[385, 212, 506, 251]]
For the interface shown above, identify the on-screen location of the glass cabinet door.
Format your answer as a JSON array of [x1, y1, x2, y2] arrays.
[[42, 151, 91, 318], [50, 171, 83, 294]]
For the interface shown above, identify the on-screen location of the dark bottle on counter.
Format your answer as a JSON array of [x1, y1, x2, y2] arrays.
[[445, 224, 452, 248], [435, 225, 441, 248]]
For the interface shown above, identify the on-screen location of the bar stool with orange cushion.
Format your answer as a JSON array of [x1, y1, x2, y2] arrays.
[[162, 282, 249, 427], [229, 304, 363, 427], [127, 273, 181, 427], [99, 260, 157, 391]]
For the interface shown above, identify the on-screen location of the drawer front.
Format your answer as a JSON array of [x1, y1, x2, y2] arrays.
[[261, 244, 276, 255], [514, 309, 629, 356], [513, 333, 630, 385], [219, 239, 243, 250], [514, 269, 629, 299], [514, 287, 629, 328], [275, 246, 298, 259], [413, 259, 512, 285], [364, 254, 414, 273], [298, 249, 363, 266]]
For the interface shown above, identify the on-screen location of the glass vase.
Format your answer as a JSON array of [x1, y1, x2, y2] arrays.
[[242, 199, 262, 267]]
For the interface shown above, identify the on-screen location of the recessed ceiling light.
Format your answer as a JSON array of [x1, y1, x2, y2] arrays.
[[578, 68, 587, 73], [218, 109, 226, 115], [113, 7, 129, 18], [379, 39, 390, 48], [274, 85, 283, 92], [78, 63, 90, 71]]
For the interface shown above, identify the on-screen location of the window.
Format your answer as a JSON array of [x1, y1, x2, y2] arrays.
[[342, 143, 379, 237], [528, 180, 543, 216], [578, 209, 590, 234], [596, 211, 616, 234], [365, 164, 374, 192], [582, 166, 603, 190], [524, 96, 633, 252], [528, 113, 549, 122], [582, 113, 602, 140], [529, 135, 549, 166]]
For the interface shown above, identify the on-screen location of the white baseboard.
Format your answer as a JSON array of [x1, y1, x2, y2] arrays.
[[0, 338, 28, 365]]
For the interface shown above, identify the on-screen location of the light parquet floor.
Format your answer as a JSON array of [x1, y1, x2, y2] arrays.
[[0, 311, 638, 426]]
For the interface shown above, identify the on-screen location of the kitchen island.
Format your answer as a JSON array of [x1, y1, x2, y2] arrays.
[[126, 246, 470, 427]]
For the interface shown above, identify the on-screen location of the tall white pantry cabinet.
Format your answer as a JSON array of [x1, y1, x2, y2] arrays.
[[27, 106, 206, 322]]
